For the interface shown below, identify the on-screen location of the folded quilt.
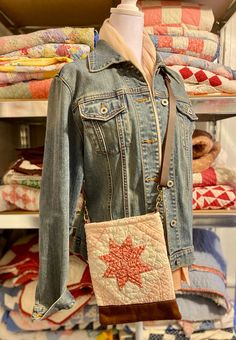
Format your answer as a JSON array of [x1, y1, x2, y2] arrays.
[[3, 170, 41, 189], [11, 159, 43, 175], [192, 131, 221, 173], [147, 26, 218, 42], [160, 52, 236, 80], [0, 234, 93, 325], [193, 166, 236, 189], [1, 301, 100, 332], [0, 57, 69, 86], [138, 1, 215, 31], [0, 56, 72, 69], [192, 129, 214, 159], [177, 229, 230, 321], [145, 328, 235, 340], [0, 70, 60, 85], [150, 35, 219, 61], [0, 27, 97, 54], [4, 43, 90, 59], [0, 184, 40, 211], [192, 185, 236, 210], [0, 78, 52, 99], [169, 65, 236, 94], [184, 83, 222, 95], [0, 234, 39, 286]]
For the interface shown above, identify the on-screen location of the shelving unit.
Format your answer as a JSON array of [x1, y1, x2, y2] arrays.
[[0, 210, 235, 229], [0, 95, 235, 229]]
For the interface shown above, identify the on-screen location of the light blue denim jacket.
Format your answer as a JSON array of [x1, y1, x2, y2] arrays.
[[33, 40, 197, 319]]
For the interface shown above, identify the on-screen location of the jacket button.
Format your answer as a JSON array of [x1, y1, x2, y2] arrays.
[[170, 219, 177, 227], [175, 259, 180, 266], [167, 180, 174, 188], [161, 99, 168, 106], [100, 106, 108, 114]]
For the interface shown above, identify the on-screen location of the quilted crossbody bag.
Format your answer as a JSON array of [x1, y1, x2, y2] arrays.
[[84, 70, 181, 325]]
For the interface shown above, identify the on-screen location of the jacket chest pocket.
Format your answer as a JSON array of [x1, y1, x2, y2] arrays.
[[78, 94, 130, 155], [176, 101, 198, 152]]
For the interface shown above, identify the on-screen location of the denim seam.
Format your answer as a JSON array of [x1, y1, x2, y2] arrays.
[[116, 115, 129, 217], [77, 89, 125, 103], [57, 75, 73, 98], [97, 125, 113, 219], [133, 99, 148, 212]]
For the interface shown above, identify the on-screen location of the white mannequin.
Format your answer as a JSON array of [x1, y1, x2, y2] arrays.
[[109, 0, 144, 65]]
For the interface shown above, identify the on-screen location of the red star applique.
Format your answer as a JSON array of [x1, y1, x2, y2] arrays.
[[99, 235, 153, 289]]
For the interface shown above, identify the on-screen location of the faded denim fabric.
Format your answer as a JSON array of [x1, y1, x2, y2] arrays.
[[33, 40, 197, 319]]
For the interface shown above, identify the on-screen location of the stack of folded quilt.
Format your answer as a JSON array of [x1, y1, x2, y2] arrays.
[[0, 146, 81, 212], [138, 1, 236, 95], [0, 147, 43, 211], [192, 129, 236, 210], [0, 229, 234, 339], [0, 27, 98, 99], [0, 233, 101, 336], [1, 136, 235, 212]]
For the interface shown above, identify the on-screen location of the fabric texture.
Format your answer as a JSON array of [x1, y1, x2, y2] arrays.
[[192, 129, 221, 173], [138, 1, 215, 31], [85, 212, 180, 324], [150, 35, 219, 61], [184, 83, 222, 95], [192, 185, 236, 210], [11, 159, 42, 176], [192, 129, 214, 159], [0, 234, 94, 325], [146, 26, 218, 41], [100, 20, 157, 86], [0, 184, 40, 211], [0, 78, 52, 99], [0, 56, 70, 86], [4, 43, 90, 59], [193, 166, 236, 189], [160, 52, 236, 80], [176, 228, 231, 321], [0, 27, 96, 55], [169, 65, 236, 94], [3, 170, 41, 189]]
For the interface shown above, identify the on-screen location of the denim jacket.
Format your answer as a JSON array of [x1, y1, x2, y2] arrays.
[[33, 40, 197, 319]]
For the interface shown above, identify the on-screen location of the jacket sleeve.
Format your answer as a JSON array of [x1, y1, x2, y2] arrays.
[[32, 74, 84, 319]]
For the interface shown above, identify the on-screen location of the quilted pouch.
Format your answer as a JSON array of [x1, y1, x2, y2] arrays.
[[85, 212, 181, 324], [85, 70, 182, 324]]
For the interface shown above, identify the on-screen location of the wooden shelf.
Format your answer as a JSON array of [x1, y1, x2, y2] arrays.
[[0, 95, 236, 120], [0, 100, 47, 118], [0, 211, 39, 229]]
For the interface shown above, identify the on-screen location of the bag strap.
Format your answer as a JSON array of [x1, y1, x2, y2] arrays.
[[159, 70, 177, 188]]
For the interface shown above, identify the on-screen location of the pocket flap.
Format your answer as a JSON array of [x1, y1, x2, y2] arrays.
[[176, 101, 198, 121], [79, 97, 126, 122]]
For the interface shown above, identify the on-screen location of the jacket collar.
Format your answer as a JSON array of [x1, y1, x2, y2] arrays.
[[88, 40, 127, 72], [88, 39, 165, 73]]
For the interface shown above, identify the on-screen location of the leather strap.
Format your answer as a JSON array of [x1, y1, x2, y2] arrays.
[[159, 71, 177, 187]]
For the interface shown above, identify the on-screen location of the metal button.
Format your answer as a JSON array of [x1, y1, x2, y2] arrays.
[[161, 99, 168, 106], [175, 259, 180, 266], [100, 106, 108, 114], [170, 219, 177, 227], [167, 180, 174, 188]]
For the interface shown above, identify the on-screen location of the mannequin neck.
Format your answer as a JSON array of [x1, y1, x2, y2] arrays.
[[109, 8, 144, 65]]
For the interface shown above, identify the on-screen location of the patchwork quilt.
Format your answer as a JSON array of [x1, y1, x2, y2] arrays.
[[138, 1, 215, 31]]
